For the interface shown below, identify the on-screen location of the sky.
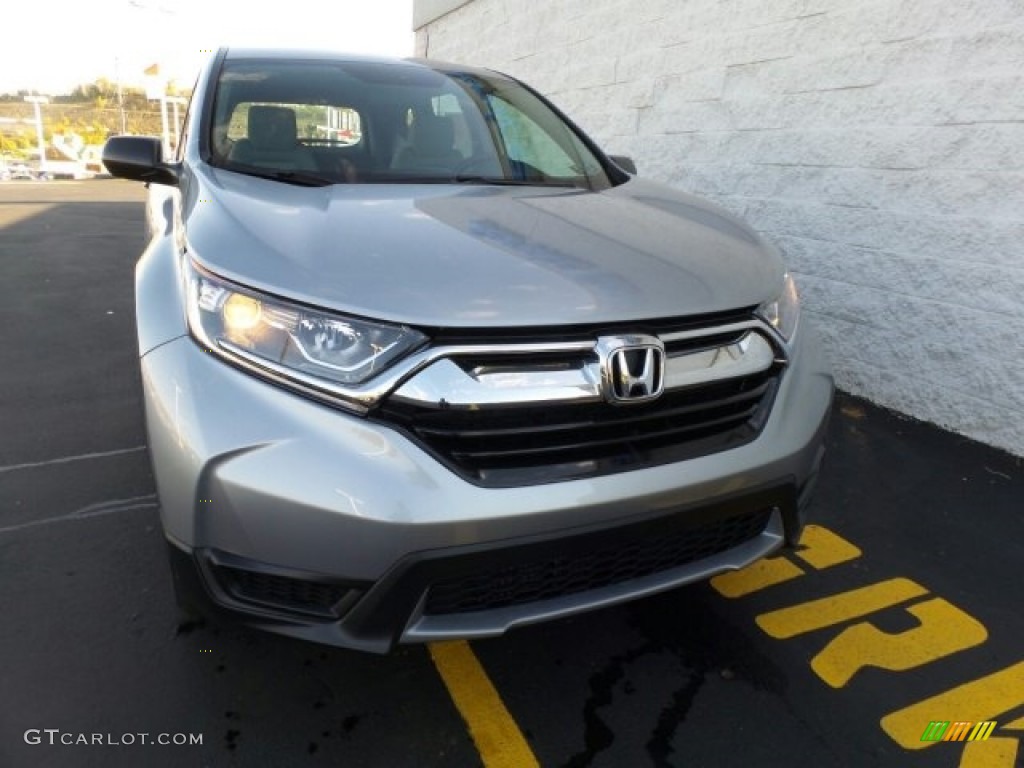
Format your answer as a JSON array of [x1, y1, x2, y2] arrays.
[[1, 0, 414, 96]]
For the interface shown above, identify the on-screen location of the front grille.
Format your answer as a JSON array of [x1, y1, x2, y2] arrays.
[[424, 507, 773, 615], [212, 563, 352, 619], [424, 307, 758, 346], [378, 370, 780, 487]]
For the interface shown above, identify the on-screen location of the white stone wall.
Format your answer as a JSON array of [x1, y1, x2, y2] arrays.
[[415, 0, 1024, 457]]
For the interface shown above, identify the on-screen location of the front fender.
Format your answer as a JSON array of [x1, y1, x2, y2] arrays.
[[136, 216, 188, 356]]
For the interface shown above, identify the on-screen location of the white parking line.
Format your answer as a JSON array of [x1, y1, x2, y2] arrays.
[[0, 446, 147, 474], [0, 494, 158, 536]]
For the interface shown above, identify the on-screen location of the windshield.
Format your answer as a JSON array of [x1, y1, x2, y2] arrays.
[[207, 57, 612, 189]]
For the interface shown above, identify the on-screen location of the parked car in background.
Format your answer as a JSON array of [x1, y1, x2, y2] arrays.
[[43, 161, 90, 180], [40, 149, 91, 180], [8, 162, 37, 180], [103, 48, 833, 653]]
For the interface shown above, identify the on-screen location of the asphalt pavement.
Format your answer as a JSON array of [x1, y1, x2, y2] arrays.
[[1, 179, 1022, 768]]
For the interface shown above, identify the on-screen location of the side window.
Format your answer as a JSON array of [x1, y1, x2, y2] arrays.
[[320, 106, 361, 144], [226, 103, 362, 145], [227, 104, 250, 141], [487, 97, 577, 177]]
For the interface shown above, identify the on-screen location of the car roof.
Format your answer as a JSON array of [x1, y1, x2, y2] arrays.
[[219, 48, 510, 82]]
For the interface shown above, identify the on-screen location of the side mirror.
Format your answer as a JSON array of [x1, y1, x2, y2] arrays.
[[102, 136, 180, 186], [608, 154, 637, 175]]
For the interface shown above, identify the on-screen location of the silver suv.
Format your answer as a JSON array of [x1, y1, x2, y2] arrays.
[[103, 49, 833, 653]]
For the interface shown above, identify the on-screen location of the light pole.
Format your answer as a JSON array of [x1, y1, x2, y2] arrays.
[[126, 0, 179, 150], [24, 95, 49, 177], [115, 57, 127, 134]]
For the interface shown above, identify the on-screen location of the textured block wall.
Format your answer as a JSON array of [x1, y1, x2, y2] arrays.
[[415, 0, 1024, 457]]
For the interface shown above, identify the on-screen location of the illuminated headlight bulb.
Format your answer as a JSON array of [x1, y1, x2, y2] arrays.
[[222, 293, 262, 331], [755, 273, 800, 343]]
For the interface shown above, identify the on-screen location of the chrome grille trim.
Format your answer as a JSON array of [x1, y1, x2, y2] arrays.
[[212, 317, 784, 414], [374, 317, 786, 485], [660, 319, 768, 344], [391, 330, 778, 410]]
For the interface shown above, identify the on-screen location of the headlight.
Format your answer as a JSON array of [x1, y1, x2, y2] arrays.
[[185, 260, 426, 396], [756, 273, 800, 343]]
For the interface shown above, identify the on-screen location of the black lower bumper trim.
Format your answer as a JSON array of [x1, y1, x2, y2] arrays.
[[166, 482, 804, 653]]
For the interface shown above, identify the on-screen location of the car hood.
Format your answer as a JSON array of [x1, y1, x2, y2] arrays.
[[183, 167, 783, 328]]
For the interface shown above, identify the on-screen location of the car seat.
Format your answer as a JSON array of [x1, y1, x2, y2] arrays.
[[229, 105, 317, 172], [393, 113, 462, 174]]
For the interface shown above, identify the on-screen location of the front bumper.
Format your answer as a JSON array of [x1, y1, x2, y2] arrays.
[[145, 323, 832, 653]]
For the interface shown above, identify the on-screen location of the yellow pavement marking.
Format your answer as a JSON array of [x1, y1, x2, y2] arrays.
[[710, 556, 804, 597], [756, 578, 928, 639], [880, 660, 1024, 749], [791, 525, 862, 569], [429, 640, 540, 768], [810, 597, 988, 688], [707, 520, 1014, 762], [710, 525, 862, 598], [959, 739, 1020, 768]]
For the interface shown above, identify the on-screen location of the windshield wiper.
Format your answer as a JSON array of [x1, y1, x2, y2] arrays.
[[226, 164, 337, 187], [453, 175, 580, 188]]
